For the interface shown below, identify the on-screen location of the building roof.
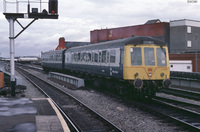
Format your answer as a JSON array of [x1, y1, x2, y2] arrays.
[[64, 41, 92, 48], [145, 19, 161, 24], [170, 19, 200, 27], [67, 36, 166, 52]]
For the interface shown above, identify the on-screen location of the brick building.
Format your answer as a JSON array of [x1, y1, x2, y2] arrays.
[[90, 19, 170, 47], [56, 37, 91, 50]]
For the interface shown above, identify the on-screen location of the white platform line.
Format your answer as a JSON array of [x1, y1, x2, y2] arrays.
[[47, 98, 70, 132]]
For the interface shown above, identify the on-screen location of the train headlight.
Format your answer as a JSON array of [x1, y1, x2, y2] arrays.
[[149, 72, 152, 77], [133, 79, 143, 89], [162, 79, 171, 88], [134, 73, 139, 78], [160, 73, 164, 77]]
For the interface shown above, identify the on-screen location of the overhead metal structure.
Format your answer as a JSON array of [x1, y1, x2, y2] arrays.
[[3, 0, 58, 97]]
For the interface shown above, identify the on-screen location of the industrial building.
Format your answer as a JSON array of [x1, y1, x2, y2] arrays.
[[169, 19, 200, 72], [55, 37, 91, 50], [170, 19, 200, 54], [90, 19, 170, 47]]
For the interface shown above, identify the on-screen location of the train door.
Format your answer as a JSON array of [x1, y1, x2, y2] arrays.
[[109, 48, 120, 67], [101, 50, 109, 67], [109, 48, 120, 77], [92, 50, 100, 66]]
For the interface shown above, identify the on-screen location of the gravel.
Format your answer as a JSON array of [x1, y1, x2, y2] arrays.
[[15, 70, 45, 98], [20, 69, 190, 132]]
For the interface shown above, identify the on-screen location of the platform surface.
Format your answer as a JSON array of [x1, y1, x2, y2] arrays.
[[0, 98, 70, 132]]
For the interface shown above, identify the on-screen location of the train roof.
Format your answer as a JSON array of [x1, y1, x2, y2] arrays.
[[42, 49, 65, 54], [67, 36, 166, 52]]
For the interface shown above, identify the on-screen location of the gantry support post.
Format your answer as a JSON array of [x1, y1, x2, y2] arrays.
[[8, 18, 16, 97]]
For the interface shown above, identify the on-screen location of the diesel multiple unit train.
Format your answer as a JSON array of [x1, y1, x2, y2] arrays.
[[41, 36, 171, 98]]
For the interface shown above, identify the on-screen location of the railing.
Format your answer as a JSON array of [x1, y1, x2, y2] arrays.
[[170, 71, 200, 88], [170, 71, 200, 80], [48, 72, 85, 88], [3, 0, 48, 13], [170, 49, 200, 54]]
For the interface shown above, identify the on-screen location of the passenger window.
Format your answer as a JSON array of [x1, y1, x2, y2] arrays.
[[80, 53, 83, 61], [94, 52, 98, 62], [84, 53, 91, 62], [66, 54, 69, 62], [131, 48, 142, 66], [88, 53, 91, 62], [110, 50, 116, 63], [102, 51, 107, 63], [74, 53, 78, 62], [99, 52, 102, 63], [78, 53, 80, 61], [83, 52, 86, 62], [157, 48, 167, 66], [107, 51, 110, 63], [71, 53, 74, 62], [92, 52, 94, 62], [144, 48, 155, 66]]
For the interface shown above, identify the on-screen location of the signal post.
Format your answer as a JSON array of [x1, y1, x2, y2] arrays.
[[3, 0, 58, 97]]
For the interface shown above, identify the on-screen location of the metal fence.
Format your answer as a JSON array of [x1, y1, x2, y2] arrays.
[[3, 0, 48, 13], [170, 71, 200, 80]]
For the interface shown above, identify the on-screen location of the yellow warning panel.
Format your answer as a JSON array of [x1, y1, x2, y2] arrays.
[[0, 72, 4, 88]]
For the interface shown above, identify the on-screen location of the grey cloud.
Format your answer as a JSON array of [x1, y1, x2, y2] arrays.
[[0, 0, 200, 57]]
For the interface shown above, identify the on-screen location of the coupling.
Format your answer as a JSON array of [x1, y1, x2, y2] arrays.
[[133, 78, 143, 89], [162, 79, 171, 88]]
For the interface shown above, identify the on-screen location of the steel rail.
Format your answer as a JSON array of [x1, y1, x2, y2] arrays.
[[154, 96, 200, 112], [128, 98, 200, 131], [151, 98, 200, 131], [159, 87, 200, 101]]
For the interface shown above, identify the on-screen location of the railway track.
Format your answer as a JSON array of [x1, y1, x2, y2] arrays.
[[132, 98, 200, 131], [159, 87, 200, 101], [16, 67, 123, 132], [17, 65, 200, 131], [154, 96, 200, 113]]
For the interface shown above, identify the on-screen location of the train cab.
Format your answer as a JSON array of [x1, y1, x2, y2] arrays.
[[123, 40, 171, 92]]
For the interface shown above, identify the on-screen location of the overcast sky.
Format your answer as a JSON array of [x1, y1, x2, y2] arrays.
[[0, 0, 200, 57]]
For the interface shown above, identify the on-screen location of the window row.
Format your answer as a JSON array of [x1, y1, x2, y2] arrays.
[[42, 53, 62, 62], [131, 47, 167, 66], [66, 49, 117, 64]]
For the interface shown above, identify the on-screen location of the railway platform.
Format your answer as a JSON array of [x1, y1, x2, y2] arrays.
[[0, 97, 70, 132], [0, 61, 70, 132]]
